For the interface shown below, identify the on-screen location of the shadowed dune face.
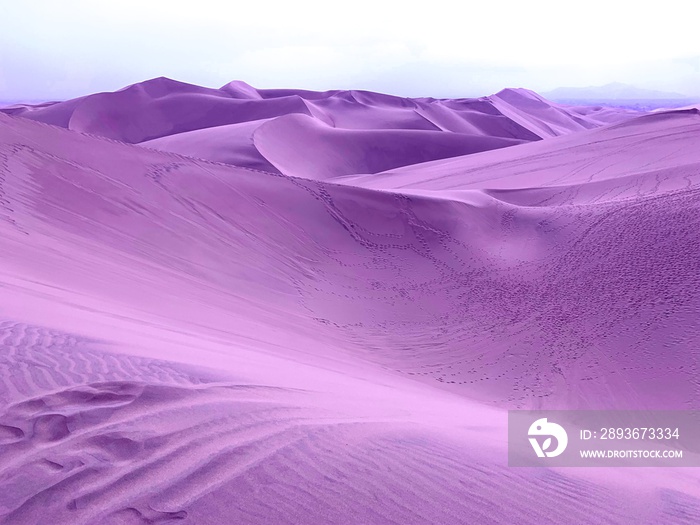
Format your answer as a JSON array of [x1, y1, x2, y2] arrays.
[[0, 83, 699, 524], [345, 109, 700, 192], [141, 119, 282, 173], [252, 113, 526, 179]]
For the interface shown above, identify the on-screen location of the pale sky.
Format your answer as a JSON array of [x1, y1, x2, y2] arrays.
[[1, 0, 699, 100]]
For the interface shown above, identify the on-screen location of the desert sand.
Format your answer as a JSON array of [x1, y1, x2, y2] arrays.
[[0, 80, 698, 524]]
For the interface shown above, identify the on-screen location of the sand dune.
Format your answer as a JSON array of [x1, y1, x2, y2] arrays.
[[344, 107, 700, 192], [489, 88, 606, 137], [141, 119, 281, 172], [4, 78, 317, 143], [2, 321, 681, 525], [0, 86, 698, 525], [1, 78, 636, 177], [253, 113, 525, 179]]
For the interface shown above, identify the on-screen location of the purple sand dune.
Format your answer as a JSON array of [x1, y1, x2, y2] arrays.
[[1, 78, 637, 177], [489, 88, 600, 137], [0, 86, 698, 525], [4, 77, 318, 144], [343, 107, 700, 193], [141, 119, 281, 172], [253, 113, 525, 179]]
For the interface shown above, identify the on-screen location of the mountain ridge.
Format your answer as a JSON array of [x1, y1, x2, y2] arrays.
[[543, 82, 692, 101]]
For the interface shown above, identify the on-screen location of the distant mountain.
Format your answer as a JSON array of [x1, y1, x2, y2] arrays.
[[543, 83, 690, 101]]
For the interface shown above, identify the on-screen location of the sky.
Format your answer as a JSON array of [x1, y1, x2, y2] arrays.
[[1, 0, 699, 101]]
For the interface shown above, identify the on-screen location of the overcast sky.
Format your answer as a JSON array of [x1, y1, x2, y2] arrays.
[[1, 0, 699, 101]]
